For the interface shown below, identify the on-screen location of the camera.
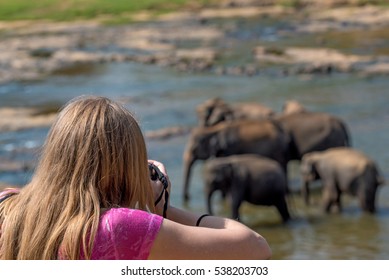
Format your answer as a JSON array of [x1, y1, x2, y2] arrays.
[[148, 163, 168, 189], [149, 163, 169, 218]]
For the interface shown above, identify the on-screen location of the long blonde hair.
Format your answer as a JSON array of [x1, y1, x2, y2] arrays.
[[0, 96, 155, 259]]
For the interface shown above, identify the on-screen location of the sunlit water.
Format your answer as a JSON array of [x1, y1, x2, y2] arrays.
[[1, 62, 388, 259], [0, 16, 388, 259]]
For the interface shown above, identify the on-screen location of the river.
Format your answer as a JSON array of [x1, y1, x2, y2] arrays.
[[0, 12, 388, 259]]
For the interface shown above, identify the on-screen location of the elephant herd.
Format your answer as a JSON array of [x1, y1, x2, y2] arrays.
[[182, 97, 385, 223]]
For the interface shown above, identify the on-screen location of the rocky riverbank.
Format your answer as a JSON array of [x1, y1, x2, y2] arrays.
[[0, 3, 388, 84], [0, 2, 388, 134]]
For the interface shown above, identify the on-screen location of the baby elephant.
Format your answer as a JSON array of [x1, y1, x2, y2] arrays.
[[301, 147, 385, 213], [203, 154, 290, 223]]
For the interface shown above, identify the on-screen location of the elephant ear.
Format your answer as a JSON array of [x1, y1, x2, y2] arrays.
[[208, 104, 233, 126], [209, 133, 222, 157], [202, 106, 216, 126], [225, 163, 234, 180], [198, 97, 229, 126], [219, 163, 235, 194], [213, 127, 237, 157], [301, 154, 316, 180], [300, 156, 310, 173], [207, 106, 224, 126]]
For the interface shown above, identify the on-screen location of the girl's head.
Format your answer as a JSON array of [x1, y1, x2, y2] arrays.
[[35, 95, 154, 210], [1, 96, 154, 259]]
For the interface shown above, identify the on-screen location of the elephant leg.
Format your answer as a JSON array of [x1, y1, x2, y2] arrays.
[[231, 199, 242, 221], [322, 183, 337, 213], [302, 180, 311, 206], [334, 187, 342, 213], [230, 185, 245, 221], [323, 195, 333, 213], [275, 197, 291, 223], [230, 191, 243, 221]]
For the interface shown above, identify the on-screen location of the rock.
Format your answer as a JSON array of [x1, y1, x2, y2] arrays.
[[0, 107, 57, 132], [362, 62, 389, 76], [145, 126, 191, 140], [254, 45, 388, 75], [29, 48, 55, 58]]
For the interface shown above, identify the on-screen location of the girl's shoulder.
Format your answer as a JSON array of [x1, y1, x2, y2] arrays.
[[93, 208, 163, 259], [101, 207, 161, 221], [99, 207, 163, 233]]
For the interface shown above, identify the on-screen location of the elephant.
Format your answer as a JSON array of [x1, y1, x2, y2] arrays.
[[300, 147, 385, 213], [274, 110, 351, 161], [282, 100, 308, 115], [203, 154, 291, 222], [182, 118, 290, 201], [196, 97, 275, 127]]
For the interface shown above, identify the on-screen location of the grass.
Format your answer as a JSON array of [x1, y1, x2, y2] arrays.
[[278, 0, 388, 7], [0, 0, 387, 21], [0, 0, 213, 21]]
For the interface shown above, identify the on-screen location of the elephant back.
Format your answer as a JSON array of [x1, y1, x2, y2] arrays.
[[223, 119, 290, 168], [275, 111, 351, 158]]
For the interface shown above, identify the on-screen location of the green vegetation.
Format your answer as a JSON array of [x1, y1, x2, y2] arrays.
[[0, 0, 387, 21], [278, 0, 388, 8], [354, 0, 388, 6], [273, 0, 389, 8], [278, 0, 304, 8], [0, 0, 213, 21]]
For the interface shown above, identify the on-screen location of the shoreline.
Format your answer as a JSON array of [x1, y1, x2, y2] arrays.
[[0, 2, 388, 134], [0, 4, 388, 84]]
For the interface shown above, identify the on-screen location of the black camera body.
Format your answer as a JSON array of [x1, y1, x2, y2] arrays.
[[149, 163, 169, 218], [148, 163, 168, 189]]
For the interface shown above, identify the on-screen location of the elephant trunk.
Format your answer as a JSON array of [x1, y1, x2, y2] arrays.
[[359, 166, 380, 213], [360, 191, 376, 213], [359, 185, 377, 213], [183, 150, 196, 202]]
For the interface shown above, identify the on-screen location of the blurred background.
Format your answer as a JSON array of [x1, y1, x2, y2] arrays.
[[0, 0, 388, 259]]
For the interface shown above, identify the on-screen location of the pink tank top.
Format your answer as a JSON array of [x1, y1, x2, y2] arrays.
[[0, 189, 163, 260], [89, 208, 163, 260]]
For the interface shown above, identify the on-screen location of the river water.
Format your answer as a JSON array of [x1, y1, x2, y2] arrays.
[[0, 16, 388, 259]]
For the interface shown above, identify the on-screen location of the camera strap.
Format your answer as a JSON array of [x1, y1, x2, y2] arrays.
[[154, 185, 169, 218], [149, 163, 169, 218]]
